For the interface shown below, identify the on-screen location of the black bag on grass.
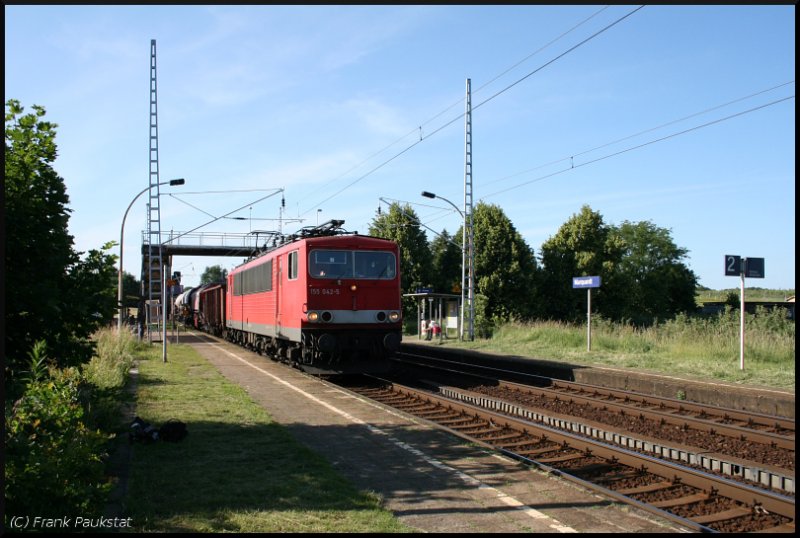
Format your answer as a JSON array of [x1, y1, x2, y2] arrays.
[[129, 416, 159, 444], [159, 419, 188, 442]]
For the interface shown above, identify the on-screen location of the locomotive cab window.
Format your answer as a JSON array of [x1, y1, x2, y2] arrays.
[[354, 251, 396, 279], [310, 249, 396, 279], [310, 250, 350, 278]]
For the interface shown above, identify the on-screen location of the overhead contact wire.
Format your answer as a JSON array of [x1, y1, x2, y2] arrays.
[[483, 80, 796, 187], [303, 6, 628, 215], [481, 95, 795, 199]]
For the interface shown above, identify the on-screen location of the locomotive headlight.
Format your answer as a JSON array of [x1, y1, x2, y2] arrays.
[[350, 284, 358, 292], [389, 311, 400, 322], [308, 311, 320, 322]]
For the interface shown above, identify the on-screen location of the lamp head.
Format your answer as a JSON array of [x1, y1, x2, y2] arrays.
[[421, 191, 436, 199], [169, 178, 186, 186]]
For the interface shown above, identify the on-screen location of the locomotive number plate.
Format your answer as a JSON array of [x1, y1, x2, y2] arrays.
[[310, 288, 340, 295]]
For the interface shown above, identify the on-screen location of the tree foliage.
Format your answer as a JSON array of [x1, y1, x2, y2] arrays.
[[457, 202, 540, 325], [539, 205, 698, 325], [611, 220, 698, 323], [122, 271, 141, 309], [365, 201, 699, 331], [5, 100, 77, 383], [429, 229, 461, 294], [369, 203, 432, 320], [369, 202, 432, 294], [5, 99, 118, 394], [200, 264, 228, 285], [538, 205, 626, 322]]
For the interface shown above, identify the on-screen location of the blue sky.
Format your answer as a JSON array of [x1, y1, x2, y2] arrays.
[[5, 5, 795, 292]]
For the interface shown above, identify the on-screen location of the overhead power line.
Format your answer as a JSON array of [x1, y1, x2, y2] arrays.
[[161, 189, 283, 245], [483, 80, 796, 188], [301, 5, 629, 215], [481, 94, 795, 200], [473, 5, 644, 112], [389, 90, 794, 235]]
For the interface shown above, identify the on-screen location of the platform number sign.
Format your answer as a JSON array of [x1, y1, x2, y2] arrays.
[[724, 254, 766, 371], [724, 255, 741, 276], [724, 255, 765, 278]]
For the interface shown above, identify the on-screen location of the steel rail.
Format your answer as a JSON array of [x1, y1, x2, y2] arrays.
[[490, 378, 795, 450], [369, 380, 795, 523], [395, 352, 795, 439]]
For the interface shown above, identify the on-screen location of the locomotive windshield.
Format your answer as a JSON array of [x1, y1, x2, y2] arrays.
[[310, 250, 396, 279]]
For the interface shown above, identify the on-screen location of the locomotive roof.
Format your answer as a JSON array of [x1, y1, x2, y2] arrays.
[[235, 219, 396, 270]]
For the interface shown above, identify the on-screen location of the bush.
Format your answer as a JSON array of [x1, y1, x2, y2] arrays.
[[5, 343, 113, 521]]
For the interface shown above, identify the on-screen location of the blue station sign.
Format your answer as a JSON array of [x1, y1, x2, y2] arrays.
[[572, 276, 601, 289], [744, 257, 765, 278]]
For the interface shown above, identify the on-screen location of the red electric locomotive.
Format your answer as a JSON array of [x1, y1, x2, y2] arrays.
[[225, 221, 402, 374]]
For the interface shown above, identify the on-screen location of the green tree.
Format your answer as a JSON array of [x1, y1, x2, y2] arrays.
[[611, 220, 699, 324], [6, 100, 78, 387], [430, 229, 461, 294], [65, 241, 120, 339], [5, 99, 118, 394], [456, 202, 540, 325], [369, 202, 432, 318], [121, 271, 141, 310], [538, 205, 625, 322], [200, 264, 228, 284]]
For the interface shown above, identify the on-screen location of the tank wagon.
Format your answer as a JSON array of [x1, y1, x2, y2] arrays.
[[193, 220, 402, 374], [191, 283, 214, 330], [174, 287, 194, 324]]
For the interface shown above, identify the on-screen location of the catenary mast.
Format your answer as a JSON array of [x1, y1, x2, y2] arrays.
[[146, 39, 164, 340], [462, 78, 475, 341]]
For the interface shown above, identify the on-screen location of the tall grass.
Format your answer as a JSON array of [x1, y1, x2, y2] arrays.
[[83, 328, 145, 431], [84, 328, 143, 389], [440, 307, 794, 389]]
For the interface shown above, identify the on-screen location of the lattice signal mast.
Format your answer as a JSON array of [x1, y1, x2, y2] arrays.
[[146, 39, 163, 330], [462, 78, 475, 341]]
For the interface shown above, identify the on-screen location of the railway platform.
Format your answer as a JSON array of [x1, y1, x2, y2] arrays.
[[401, 341, 795, 419], [187, 334, 685, 533]]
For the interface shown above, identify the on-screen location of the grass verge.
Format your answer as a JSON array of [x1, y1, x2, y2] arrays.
[[419, 314, 794, 391], [125, 343, 411, 532]]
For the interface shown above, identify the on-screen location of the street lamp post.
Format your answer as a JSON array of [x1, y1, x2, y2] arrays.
[[421, 191, 473, 340], [118, 178, 185, 332]]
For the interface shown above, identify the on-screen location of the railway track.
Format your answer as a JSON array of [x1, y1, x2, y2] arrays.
[[392, 352, 795, 493], [336, 376, 795, 533]]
